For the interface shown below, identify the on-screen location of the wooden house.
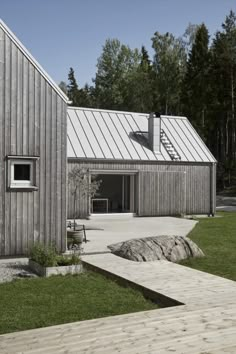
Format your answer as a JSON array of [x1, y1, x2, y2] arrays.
[[67, 107, 216, 218], [0, 20, 68, 256]]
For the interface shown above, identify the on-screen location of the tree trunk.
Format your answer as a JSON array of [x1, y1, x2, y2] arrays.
[[165, 100, 168, 115], [230, 69, 235, 160], [226, 112, 229, 156], [202, 109, 205, 128]]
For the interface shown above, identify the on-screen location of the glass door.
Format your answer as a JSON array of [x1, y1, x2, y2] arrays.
[[122, 175, 130, 212]]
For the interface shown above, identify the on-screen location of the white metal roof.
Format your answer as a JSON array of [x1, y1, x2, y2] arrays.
[[67, 107, 216, 163], [0, 19, 69, 103]]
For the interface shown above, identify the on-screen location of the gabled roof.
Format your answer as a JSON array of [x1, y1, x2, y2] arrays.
[[67, 107, 216, 163], [0, 19, 69, 103]]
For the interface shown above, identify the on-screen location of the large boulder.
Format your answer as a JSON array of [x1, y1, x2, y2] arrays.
[[108, 235, 204, 262]]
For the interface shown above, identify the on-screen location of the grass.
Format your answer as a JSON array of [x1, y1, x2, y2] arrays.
[[180, 212, 236, 281], [0, 271, 158, 335]]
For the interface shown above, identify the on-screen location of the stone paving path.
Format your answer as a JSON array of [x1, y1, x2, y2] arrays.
[[1, 253, 236, 353]]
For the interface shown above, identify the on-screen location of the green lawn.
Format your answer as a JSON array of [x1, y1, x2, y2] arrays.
[[0, 271, 158, 335], [180, 212, 236, 281]]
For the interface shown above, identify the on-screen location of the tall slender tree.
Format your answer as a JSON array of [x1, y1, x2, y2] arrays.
[[182, 23, 200, 57], [152, 32, 186, 115], [79, 83, 94, 107], [94, 39, 140, 110], [67, 67, 79, 106], [182, 24, 210, 136], [140, 45, 151, 69], [221, 11, 236, 161], [209, 11, 236, 185], [123, 46, 154, 112]]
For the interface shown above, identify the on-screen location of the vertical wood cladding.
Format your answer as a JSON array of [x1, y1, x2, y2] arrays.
[[0, 28, 67, 256], [138, 171, 186, 216], [67, 160, 215, 218]]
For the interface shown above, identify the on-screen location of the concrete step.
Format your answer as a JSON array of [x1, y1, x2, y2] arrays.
[[89, 213, 135, 220]]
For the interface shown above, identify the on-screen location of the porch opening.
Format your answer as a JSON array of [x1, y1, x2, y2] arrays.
[[91, 174, 135, 214]]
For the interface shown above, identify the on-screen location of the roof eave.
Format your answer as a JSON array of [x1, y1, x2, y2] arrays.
[[67, 156, 216, 164]]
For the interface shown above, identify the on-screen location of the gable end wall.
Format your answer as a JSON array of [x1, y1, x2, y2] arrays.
[[0, 28, 67, 256]]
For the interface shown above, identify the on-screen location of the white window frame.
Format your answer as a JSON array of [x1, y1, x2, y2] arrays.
[[10, 160, 34, 187], [7, 156, 39, 190]]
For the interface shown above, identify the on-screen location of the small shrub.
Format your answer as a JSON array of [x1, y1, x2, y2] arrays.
[[71, 253, 81, 265], [30, 243, 81, 267], [56, 254, 80, 266], [30, 243, 58, 267], [56, 256, 72, 266]]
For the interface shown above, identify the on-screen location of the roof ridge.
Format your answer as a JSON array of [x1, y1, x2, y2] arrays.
[[161, 115, 187, 120], [0, 19, 69, 103], [67, 107, 188, 120], [67, 106, 149, 116]]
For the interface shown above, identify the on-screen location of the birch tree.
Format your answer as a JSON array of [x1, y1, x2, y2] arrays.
[[152, 32, 186, 115]]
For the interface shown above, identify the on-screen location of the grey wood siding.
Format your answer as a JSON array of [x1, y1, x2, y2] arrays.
[[67, 160, 215, 218], [0, 27, 67, 256], [138, 171, 186, 216]]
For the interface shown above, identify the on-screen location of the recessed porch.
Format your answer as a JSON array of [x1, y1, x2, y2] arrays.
[[91, 173, 136, 215]]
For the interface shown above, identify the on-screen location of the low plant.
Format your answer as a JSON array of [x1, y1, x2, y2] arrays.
[[30, 243, 58, 267], [56, 254, 80, 266], [30, 243, 81, 267], [56, 255, 72, 266], [71, 253, 81, 265]]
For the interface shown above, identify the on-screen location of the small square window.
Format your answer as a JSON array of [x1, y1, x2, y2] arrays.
[[14, 164, 31, 181], [7, 157, 38, 191]]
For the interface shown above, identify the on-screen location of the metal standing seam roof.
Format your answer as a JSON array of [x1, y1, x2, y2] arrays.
[[67, 107, 216, 163], [0, 19, 69, 103]]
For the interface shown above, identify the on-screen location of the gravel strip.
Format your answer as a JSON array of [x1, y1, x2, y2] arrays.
[[0, 260, 38, 284]]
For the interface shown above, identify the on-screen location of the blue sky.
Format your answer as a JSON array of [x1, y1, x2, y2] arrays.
[[1, 0, 236, 87]]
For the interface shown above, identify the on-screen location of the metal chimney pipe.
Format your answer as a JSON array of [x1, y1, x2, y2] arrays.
[[148, 112, 161, 153]]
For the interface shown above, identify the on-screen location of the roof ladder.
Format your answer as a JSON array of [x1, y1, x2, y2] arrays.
[[160, 129, 181, 161]]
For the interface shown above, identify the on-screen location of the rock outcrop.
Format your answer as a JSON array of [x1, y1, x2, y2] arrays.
[[108, 235, 204, 263]]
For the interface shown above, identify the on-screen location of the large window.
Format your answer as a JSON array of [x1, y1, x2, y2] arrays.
[[7, 156, 38, 190]]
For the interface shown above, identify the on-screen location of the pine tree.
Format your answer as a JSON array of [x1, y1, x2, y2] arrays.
[[67, 67, 79, 106], [182, 24, 210, 137], [140, 45, 151, 70], [78, 84, 94, 108], [209, 11, 236, 185], [221, 11, 236, 161]]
